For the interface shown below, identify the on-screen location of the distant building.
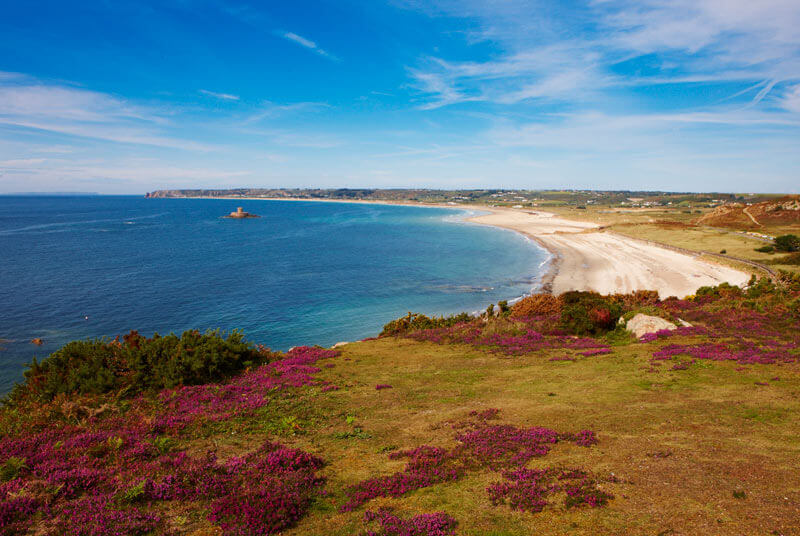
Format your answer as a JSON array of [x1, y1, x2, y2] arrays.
[[225, 207, 259, 219]]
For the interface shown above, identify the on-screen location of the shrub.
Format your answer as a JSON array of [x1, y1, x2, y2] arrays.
[[745, 276, 776, 299], [774, 234, 800, 252], [695, 282, 742, 300], [497, 300, 510, 315], [765, 252, 800, 266], [609, 290, 660, 309], [9, 330, 269, 402], [558, 292, 622, 336], [510, 294, 562, 318], [755, 245, 774, 253], [380, 312, 473, 337]]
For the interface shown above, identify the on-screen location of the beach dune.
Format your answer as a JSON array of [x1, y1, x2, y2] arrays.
[[468, 208, 750, 298]]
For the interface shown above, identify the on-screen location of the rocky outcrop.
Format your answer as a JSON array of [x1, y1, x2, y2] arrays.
[[623, 314, 677, 338]]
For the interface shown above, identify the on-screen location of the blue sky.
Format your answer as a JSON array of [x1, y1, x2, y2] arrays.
[[1, 0, 799, 194]]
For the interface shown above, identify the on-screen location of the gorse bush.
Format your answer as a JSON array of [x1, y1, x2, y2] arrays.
[[696, 282, 742, 299], [10, 330, 271, 402], [510, 294, 562, 318], [380, 312, 473, 337]]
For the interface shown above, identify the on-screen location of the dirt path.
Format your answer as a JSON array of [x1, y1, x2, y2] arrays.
[[743, 206, 762, 226]]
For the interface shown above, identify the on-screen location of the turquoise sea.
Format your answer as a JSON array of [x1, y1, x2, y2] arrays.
[[0, 196, 549, 392]]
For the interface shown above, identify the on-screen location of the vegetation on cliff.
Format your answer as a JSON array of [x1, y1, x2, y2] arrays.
[[1, 277, 799, 535]]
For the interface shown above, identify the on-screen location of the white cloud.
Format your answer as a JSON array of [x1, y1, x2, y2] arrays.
[[280, 31, 338, 60], [199, 89, 240, 101], [0, 85, 159, 123], [243, 101, 330, 123], [402, 0, 800, 109], [781, 84, 800, 113], [0, 81, 215, 150]]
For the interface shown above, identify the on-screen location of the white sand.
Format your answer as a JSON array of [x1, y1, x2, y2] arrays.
[[468, 207, 749, 298]]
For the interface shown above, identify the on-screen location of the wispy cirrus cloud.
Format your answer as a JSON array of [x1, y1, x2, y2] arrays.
[[243, 100, 330, 123], [199, 89, 240, 101], [0, 80, 218, 151], [402, 0, 800, 109], [279, 31, 338, 61]]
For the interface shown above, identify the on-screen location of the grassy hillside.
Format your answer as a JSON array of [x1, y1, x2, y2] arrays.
[[2, 280, 800, 535]]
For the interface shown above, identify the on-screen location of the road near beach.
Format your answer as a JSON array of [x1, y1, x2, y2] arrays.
[[469, 207, 750, 297]]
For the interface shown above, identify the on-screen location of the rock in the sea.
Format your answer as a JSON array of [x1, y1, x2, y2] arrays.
[[624, 314, 677, 338], [31, 338, 44, 346]]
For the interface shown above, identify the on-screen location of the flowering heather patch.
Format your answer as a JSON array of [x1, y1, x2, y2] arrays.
[[640, 284, 800, 371], [206, 442, 326, 536], [406, 321, 611, 358], [364, 508, 458, 536], [321, 384, 339, 392], [341, 410, 604, 513], [0, 346, 337, 535], [469, 408, 500, 421], [152, 345, 340, 430], [638, 326, 706, 343], [580, 348, 612, 357], [55, 495, 162, 536], [487, 467, 612, 513], [376, 384, 393, 390]]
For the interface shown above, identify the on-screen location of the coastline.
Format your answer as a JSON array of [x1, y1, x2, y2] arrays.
[[465, 206, 750, 297], [163, 195, 750, 298]]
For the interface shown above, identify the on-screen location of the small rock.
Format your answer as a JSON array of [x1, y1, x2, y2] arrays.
[[332, 341, 350, 349], [31, 338, 44, 346], [625, 314, 678, 338]]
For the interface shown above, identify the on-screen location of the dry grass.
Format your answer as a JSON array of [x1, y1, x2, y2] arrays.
[[195, 335, 800, 535]]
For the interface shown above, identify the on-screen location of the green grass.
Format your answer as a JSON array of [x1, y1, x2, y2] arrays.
[[219, 335, 800, 536]]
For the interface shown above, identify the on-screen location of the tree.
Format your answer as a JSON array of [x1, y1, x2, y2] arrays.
[[774, 235, 800, 252]]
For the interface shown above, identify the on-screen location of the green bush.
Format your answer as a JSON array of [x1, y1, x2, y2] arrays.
[[558, 291, 623, 336], [9, 330, 268, 402], [696, 282, 742, 299], [380, 312, 473, 337], [497, 300, 510, 315], [774, 234, 800, 252], [745, 276, 776, 299], [754, 245, 774, 253]]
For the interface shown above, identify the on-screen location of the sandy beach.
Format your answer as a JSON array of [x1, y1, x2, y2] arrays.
[[467, 207, 750, 297]]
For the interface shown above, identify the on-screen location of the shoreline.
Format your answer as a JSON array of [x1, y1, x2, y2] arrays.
[[160, 195, 750, 298], [464, 206, 750, 297]]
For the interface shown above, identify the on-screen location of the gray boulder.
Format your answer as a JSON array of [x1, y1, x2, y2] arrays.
[[624, 314, 678, 338]]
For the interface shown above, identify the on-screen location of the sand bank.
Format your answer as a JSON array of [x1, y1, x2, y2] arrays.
[[467, 207, 749, 298]]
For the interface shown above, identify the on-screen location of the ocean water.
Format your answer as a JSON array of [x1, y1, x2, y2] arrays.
[[0, 196, 548, 392]]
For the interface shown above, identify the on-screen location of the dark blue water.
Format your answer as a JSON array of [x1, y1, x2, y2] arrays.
[[0, 196, 548, 392]]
